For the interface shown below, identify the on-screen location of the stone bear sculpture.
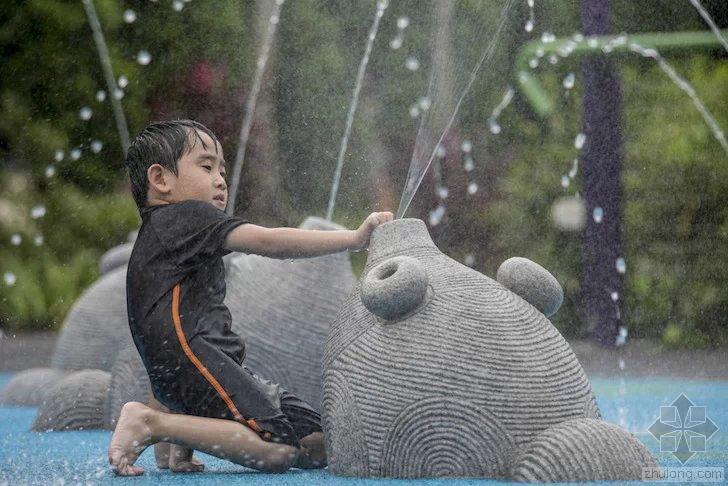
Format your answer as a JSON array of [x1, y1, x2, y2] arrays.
[[322, 218, 656, 480], [226, 216, 356, 408]]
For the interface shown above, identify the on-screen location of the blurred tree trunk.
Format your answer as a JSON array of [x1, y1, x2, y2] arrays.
[[238, 0, 289, 226], [580, 0, 624, 346]]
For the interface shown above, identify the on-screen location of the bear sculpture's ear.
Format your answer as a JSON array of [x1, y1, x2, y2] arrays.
[[496, 257, 563, 317], [360, 256, 429, 321]]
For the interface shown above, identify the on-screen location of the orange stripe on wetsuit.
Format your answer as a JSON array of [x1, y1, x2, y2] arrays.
[[171, 283, 268, 437]]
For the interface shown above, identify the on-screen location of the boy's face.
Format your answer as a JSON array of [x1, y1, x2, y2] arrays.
[[167, 130, 228, 210]]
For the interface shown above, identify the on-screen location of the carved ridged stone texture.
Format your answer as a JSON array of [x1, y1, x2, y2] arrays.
[[99, 242, 134, 275], [105, 345, 151, 429], [32, 369, 111, 431], [226, 216, 356, 408], [50, 265, 132, 372], [323, 219, 615, 478], [0, 368, 69, 406], [511, 418, 659, 482]]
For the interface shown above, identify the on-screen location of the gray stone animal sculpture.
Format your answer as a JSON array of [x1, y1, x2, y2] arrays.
[[99, 242, 134, 275], [105, 344, 151, 429], [0, 368, 68, 406], [32, 369, 110, 431], [322, 218, 656, 480], [226, 216, 356, 408], [50, 265, 131, 372]]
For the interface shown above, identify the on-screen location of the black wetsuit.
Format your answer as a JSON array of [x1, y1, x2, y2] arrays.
[[126, 200, 321, 447]]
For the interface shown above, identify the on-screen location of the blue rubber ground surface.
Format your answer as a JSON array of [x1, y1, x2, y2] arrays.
[[1, 372, 726, 485]]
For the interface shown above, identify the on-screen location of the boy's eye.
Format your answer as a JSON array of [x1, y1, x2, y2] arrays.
[[202, 165, 212, 171]]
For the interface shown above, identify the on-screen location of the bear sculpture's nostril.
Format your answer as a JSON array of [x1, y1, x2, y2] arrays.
[[360, 256, 428, 321]]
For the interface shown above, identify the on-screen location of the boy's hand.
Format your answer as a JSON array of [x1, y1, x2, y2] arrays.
[[353, 212, 393, 250]]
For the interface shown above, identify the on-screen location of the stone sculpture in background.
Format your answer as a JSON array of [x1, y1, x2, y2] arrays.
[[322, 218, 657, 481], [0, 368, 69, 406], [32, 369, 110, 432], [226, 216, 356, 408]]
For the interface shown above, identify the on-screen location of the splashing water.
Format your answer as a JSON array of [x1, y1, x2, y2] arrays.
[[629, 43, 728, 156], [487, 85, 514, 134], [79, 107, 92, 121], [574, 132, 586, 150], [592, 206, 603, 223], [95, 90, 106, 102], [390, 16, 410, 50], [524, 0, 535, 33], [227, 0, 286, 216], [397, 0, 516, 218], [689, 0, 728, 54], [615, 256, 626, 274], [45, 165, 56, 178], [30, 205, 46, 219], [81, 0, 130, 155], [70, 148, 81, 161], [54, 150, 64, 162], [463, 254, 476, 266], [405, 57, 420, 71], [563, 72, 575, 89], [10, 234, 22, 246], [568, 157, 578, 178], [136, 50, 152, 66], [117, 75, 129, 88], [123, 9, 136, 24], [3, 272, 16, 286], [90, 140, 103, 153], [325, 0, 388, 221]]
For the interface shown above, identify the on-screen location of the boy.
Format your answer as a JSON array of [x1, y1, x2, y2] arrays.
[[109, 120, 392, 476]]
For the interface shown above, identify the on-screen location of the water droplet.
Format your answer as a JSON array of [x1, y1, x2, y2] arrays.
[[417, 97, 431, 111], [30, 205, 46, 219], [173, 0, 184, 12], [535, 47, 545, 58], [10, 234, 22, 246], [528, 58, 539, 69], [3, 272, 16, 286], [428, 204, 446, 226], [113, 88, 125, 100], [96, 90, 106, 102], [561, 175, 570, 188], [435, 185, 449, 199], [408, 104, 420, 118], [435, 145, 446, 158], [377, 0, 389, 10], [568, 158, 578, 178], [34, 235, 44, 246], [463, 254, 475, 267], [587, 37, 599, 48], [397, 16, 410, 29], [70, 148, 81, 160], [615, 257, 626, 274], [563, 72, 575, 89], [270, 14, 279, 25], [524, 20, 533, 32], [117, 75, 129, 89], [90, 140, 103, 153], [611, 291, 619, 302], [615, 326, 628, 346], [592, 206, 603, 223], [45, 165, 56, 178], [467, 182, 478, 195], [574, 132, 586, 149], [463, 156, 474, 172], [123, 9, 136, 23], [541, 32, 556, 43], [461, 140, 472, 153], [79, 107, 92, 121], [549, 54, 559, 65], [573, 33, 584, 43], [137, 50, 152, 66], [488, 119, 502, 134], [405, 57, 419, 71], [389, 36, 402, 50], [618, 358, 626, 370], [275, 0, 285, 5]]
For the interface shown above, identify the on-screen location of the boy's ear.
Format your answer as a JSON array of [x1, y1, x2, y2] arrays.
[[147, 164, 173, 195]]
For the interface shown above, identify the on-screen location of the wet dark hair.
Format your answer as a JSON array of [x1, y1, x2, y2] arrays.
[[125, 119, 220, 209]]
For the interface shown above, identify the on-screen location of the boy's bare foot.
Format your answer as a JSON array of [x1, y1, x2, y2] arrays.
[[108, 402, 154, 476], [294, 432, 327, 469], [169, 443, 205, 473]]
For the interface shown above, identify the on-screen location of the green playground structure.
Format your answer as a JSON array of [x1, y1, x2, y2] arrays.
[[515, 29, 728, 117]]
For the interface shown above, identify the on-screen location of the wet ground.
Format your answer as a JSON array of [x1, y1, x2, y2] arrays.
[[1, 334, 727, 484]]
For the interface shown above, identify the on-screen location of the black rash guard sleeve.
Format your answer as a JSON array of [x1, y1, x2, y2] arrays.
[[151, 200, 248, 271]]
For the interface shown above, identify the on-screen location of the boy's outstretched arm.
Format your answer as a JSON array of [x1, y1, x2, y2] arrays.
[[225, 211, 393, 259]]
